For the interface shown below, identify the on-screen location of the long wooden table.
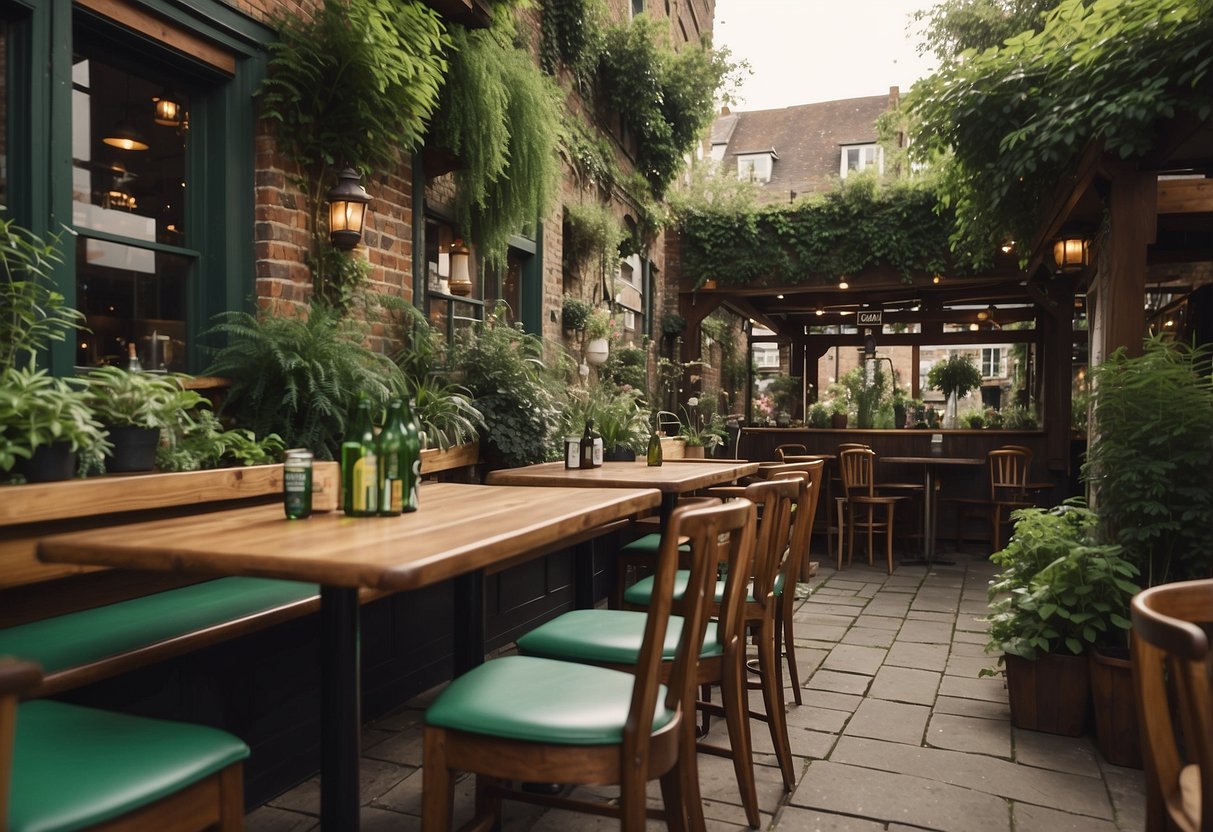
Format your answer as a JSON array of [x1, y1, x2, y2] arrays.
[[37, 481, 661, 831], [881, 456, 984, 566], [485, 459, 760, 519]]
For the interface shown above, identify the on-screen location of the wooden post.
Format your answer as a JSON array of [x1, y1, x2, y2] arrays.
[[1093, 165, 1157, 362]]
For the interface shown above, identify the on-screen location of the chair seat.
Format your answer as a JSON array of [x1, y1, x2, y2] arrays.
[[619, 533, 690, 557], [622, 571, 784, 607], [517, 609, 723, 664], [425, 655, 675, 746], [9, 699, 249, 832]]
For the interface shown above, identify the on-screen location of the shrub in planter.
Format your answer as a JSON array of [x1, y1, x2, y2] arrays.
[[984, 500, 1139, 735], [85, 367, 206, 473], [808, 403, 830, 429], [0, 367, 109, 481], [561, 296, 591, 332]]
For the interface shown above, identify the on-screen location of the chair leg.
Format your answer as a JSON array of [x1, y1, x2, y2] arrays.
[[621, 761, 651, 832], [781, 594, 802, 705], [835, 498, 846, 570], [885, 503, 895, 575], [217, 764, 244, 832], [422, 727, 455, 832], [992, 505, 1003, 553], [757, 617, 796, 789], [659, 766, 690, 832], [719, 640, 760, 828], [865, 505, 875, 566]]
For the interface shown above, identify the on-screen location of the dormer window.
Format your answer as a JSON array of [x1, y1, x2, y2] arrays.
[[840, 143, 883, 178], [735, 149, 778, 183]]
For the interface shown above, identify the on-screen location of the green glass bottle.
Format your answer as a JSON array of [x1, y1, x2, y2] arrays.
[[378, 399, 421, 515], [341, 398, 378, 516], [646, 417, 663, 467]]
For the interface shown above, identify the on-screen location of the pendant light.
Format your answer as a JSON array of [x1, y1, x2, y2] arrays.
[[103, 78, 149, 151]]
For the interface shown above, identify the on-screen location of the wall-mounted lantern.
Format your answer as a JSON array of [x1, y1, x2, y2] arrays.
[[327, 168, 371, 250], [448, 239, 472, 296], [153, 92, 183, 128], [1052, 237, 1090, 272]]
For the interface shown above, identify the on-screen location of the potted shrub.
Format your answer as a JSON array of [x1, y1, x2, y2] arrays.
[[892, 388, 908, 429], [679, 398, 723, 459], [85, 367, 206, 473], [828, 397, 848, 429], [983, 500, 1139, 736], [0, 367, 109, 482], [583, 307, 613, 366], [561, 295, 591, 333], [808, 402, 830, 429], [927, 354, 982, 428]]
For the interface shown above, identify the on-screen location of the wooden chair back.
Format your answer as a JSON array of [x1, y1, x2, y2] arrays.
[[1131, 579, 1213, 832], [742, 478, 798, 611], [988, 448, 1030, 501], [0, 658, 41, 821], [774, 444, 807, 461], [771, 459, 823, 587], [839, 447, 877, 497], [758, 461, 814, 480]]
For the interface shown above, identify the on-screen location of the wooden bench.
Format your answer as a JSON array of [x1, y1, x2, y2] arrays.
[[0, 444, 479, 699]]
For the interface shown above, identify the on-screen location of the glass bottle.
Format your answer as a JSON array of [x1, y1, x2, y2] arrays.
[[378, 398, 420, 515], [580, 420, 595, 469], [126, 341, 143, 372], [646, 417, 663, 467], [341, 398, 378, 516]]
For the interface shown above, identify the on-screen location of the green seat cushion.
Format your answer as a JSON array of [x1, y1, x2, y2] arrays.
[[619, 533, 690, 557], [9, 699, 249, 832], [426, 655, 675, 746], [0, 577, 319, 675], [623, 572, 786, 607], [516, 609, 723, 664]]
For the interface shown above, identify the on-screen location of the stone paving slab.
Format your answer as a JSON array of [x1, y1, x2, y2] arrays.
[[897, 619, 955, 643], [821, 644, 887, 676], [951, 629, 989, 646], [851, 613, 904, 631], [840, 626, 898, 648], [773, 806, 889, 831], [1013, 802, 1122, 831], [801, 689, 865, 713], [842, 698, 930, 745], [791, 760, 1012, 832], [937, 673, 1008, 704], [868, 665, 941, 706], [885, 641, 949, 672], [1100, 760, 1147, 831], [926, 712, 1012, 757], [932, 694, 1012, 722], [830, 736, 1114, 820], [797, 624, 850, 643], [906, 609, 955, 623], [806, 669, 873, 695], [1012, 727, 1102, 778], [944, 653, 993, 679]]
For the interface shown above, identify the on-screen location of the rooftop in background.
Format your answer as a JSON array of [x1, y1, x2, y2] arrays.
[[711, 88, 901, 205]]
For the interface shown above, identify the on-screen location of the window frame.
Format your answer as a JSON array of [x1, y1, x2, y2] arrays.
[[839, 142, 883, 179]]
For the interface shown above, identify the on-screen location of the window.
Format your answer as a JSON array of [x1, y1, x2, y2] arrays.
[[754, 345, 780, 369], [424, 217, 484, 342], [839, 143, 883, 178], [631, 0, 644, 17], [981, 348, 1004, 378], [736, 151, 775, 183]]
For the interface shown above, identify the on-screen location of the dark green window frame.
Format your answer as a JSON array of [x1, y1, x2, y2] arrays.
[[7, 0, 271, 375]]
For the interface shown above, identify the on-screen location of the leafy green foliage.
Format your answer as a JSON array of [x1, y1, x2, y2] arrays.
[[431, 19, 561, 269], [451, 305, 561, 468], [598, 345, 647, 391], [985, 501, 1139, 663], [0, 367, 110, 475], [1082, 336, 1213, 584], [914, 0, 1058, 64], [597, 18, 732, 198], [561, 296, 591, 331], [927, 353, 983, 398], [203, 306, 403, 460], [843, 363, 893, 429], [561, 383, 649, 453], [563, 201, 625, 284], [678, 176, 959, 288], [155, 408, 285, 473], [907, 0, 1213, 262], [539, 0, 605, 84], [0, 220, 79, 372], [84, 367, 207, 433]]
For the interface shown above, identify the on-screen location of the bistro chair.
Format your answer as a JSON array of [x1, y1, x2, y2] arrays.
[[1131, 579, 1213, 832], [0, 657, 248, 832], [773, 443, 807, 461], [837, 447, 906, 575], [949, 447, 1038, 552], [422, 499, 757, 832]]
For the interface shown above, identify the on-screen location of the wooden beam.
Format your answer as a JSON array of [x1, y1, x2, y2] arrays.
[[1093, 164, 1157, 360], [1025, 141, 1106, 276], [1157, 178, 1213, 214], [754, 329, 1039, 347], [76, 0, 236, 74]]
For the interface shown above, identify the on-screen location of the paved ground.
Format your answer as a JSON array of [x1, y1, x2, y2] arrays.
[[247, 553, 1146, 831]]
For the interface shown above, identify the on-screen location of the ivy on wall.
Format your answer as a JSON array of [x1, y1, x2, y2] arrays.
[[677, 175, 961, 288]]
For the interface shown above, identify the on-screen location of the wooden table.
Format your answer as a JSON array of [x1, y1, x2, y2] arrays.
[[37, 482, 661, 832], [485, 459, 760, 519], [881, 456, 984, 566]]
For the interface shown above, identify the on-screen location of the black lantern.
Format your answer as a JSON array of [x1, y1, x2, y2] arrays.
[[327, 168, 371, 250], [1052, 237, 1090, 272]]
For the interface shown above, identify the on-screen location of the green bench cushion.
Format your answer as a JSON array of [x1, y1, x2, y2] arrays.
[[516, 609, 723, 664], [9, 699, 249, 832], [425, 655, 675, 746], [622, 571, 785, 607], [620, 533, 690, 557], [0, 577, 319, 675]]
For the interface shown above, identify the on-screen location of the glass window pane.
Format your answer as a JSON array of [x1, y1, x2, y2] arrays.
[[76, 243, 189, 371], [0, 20, 8, 211]]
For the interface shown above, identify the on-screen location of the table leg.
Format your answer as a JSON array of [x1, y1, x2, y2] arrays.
[[574, 539, 596, 609], [452, 571, 485, 676], [320, 586, 361, 832], [898, 467, 954, 568], [659, 491, 679, 522]]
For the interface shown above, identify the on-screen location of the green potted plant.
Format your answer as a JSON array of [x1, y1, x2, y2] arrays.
[[807, 402, 830, 429], [679, 398, 723, 458], [84, 366, 207, 473], [927, 354, 982, 428], [0, 367, 110, 482], [561, 295, 591, 332], [828, 396, 848, 429], [891, 387, 908, 429], [983, 500, 1139, 736], [583, 307, 614, 366], [965, 411, 985, 429]]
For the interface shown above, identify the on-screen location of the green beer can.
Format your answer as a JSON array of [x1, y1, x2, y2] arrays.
[[283, 449, 313, 519]]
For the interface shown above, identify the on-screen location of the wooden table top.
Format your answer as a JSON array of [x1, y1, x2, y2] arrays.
[[36, 482, 661, 592], [882, 456, 985, 466], [484, 460, 760, 493], [781, 454, 837, 462]]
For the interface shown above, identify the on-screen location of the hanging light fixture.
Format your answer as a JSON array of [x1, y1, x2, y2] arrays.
[[1052, 237, 1090, 271], [448, 239, 473, 296], [102, 121, 148, 151], [153, 91, 183, 128], [326, 168, 371, 250], [837, 276, 849, 290]]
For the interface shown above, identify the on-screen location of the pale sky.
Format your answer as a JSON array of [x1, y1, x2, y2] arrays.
[[712, 0, 938, 110]]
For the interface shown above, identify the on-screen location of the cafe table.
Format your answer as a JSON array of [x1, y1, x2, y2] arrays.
[[485, 459, 760, 519], [880, 456, 984, 566], [36, 481, 661, 832]]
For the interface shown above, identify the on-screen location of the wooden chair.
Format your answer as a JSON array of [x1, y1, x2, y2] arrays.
[[837, 447, 906, 574], [423, 499, 757, 832], [773, 443, 807, 461], [0, 657, 248, 832], [1131, 579, 1213, 832], [951, 447, 1038, 552]]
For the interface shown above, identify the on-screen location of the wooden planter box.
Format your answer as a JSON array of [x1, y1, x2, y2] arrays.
[[1090, 647, 1142, 768], [1005, 652, 1091, 736]]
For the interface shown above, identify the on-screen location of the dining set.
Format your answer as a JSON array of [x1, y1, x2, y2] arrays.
[[32, 456, 840, 831]]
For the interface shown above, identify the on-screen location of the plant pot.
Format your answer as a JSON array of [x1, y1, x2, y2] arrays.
[[16, 442, 77, 482], [830, 413, 848, 429], [1090, 646, 1142, 768], [603, 446, 636, 462], [105, 426, 161, 473], [893, 404, 907, 429], [1004, 652, 1090, 736], [584, 338, 609, 366], [943, 391, 959, 429], [683, 445, 705, 459]]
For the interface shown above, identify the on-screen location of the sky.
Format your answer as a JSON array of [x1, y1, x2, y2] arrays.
[[711, 0, 938, 111]]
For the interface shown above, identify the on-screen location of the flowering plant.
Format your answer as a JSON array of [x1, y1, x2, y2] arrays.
[[680, 397, 723, 449], [584, 307, 617, 340]]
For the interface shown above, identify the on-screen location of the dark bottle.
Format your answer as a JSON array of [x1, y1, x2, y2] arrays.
[[341, 398, 378, 516], [378, 399, 421, 515], [646, 419, 663, 467], [580, 420, 595, 469]]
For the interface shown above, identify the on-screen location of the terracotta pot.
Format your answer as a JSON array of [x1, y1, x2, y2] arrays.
[[1004, 652, 1090, 736], [683, 445, 705, 459], [1090, 647, 1142, 768]]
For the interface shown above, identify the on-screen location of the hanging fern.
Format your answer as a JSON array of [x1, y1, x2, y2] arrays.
[[430, 18, 561, 269], [563, 201, 625, 287]]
